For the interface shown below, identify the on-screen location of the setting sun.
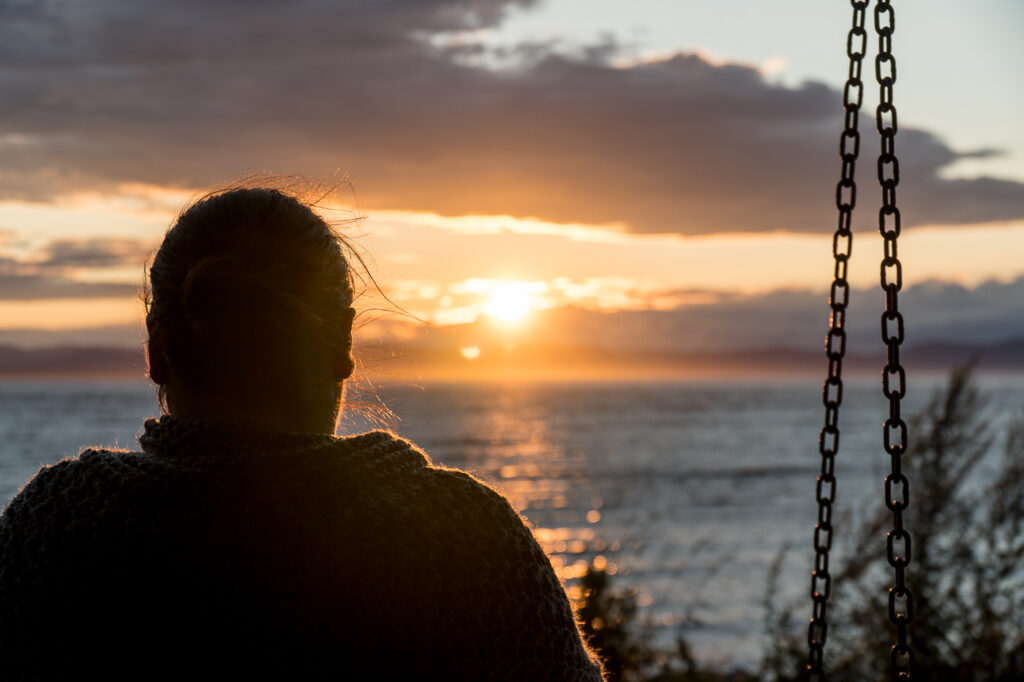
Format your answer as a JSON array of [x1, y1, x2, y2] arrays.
[[484, 286, 533, 321], [472, 280, 549, 322]]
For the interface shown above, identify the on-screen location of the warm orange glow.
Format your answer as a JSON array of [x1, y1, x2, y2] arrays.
[[460, 346, 481, 360], [0, 298, 141, 329], [483, 285, 533, 321]]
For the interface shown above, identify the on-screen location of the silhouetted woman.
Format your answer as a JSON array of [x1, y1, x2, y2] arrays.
[[0, 188, 603, 680]]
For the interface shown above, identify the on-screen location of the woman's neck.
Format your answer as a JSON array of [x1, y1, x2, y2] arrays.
[[164, 382, 343, 435]]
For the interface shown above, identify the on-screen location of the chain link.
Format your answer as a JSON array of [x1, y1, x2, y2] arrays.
[[805, 2, 868, 679], [807, 1, 915, 679], [874, 1, 915, 679]]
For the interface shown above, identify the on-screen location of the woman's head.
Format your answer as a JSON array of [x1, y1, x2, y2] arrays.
[[146, 187, 356, 432]]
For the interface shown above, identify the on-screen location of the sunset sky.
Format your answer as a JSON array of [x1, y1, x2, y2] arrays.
[[0, 0, 1022, 372]]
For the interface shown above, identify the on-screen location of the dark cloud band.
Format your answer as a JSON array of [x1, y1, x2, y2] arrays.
[[0, 0, 1019, 234], [0, 236, 151, 299]]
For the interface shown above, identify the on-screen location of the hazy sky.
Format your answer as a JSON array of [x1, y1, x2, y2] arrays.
[[0, 0, 1021, 357]]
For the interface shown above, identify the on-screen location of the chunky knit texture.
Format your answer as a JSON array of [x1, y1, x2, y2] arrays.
[[0, 417, 603, 681]]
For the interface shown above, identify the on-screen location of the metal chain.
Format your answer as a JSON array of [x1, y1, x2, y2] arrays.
[[805, 2, 868, 679], [874, 1, 915, 679], [807, 1, 917, 678]]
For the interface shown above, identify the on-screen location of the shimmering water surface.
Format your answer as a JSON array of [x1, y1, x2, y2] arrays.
[[2, 375, 1022, 666]]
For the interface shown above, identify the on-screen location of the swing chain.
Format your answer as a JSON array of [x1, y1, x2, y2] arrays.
[[808, 1, 915, 679], [875, 1, 915, 679], [805, 2, 868, 679]]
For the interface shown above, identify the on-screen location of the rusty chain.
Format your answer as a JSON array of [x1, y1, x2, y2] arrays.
[[806, 1, 914, 680]]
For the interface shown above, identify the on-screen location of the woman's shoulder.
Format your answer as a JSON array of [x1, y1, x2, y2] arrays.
[[353, 430, 522, 515], [336, 428, 431, 471], [5, 448, 144, 502], [0, 448, 166, 540], [350, 434, 605, 680]]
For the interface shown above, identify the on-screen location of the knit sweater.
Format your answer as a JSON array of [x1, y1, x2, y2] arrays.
[[0, 416, 604, 681]]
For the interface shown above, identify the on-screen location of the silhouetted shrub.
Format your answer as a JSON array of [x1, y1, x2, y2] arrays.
[[577, 565, 654, 681], [764, 366, 1024, 681], [580, 366, 1024, 681], [577, 564, 757, 681]]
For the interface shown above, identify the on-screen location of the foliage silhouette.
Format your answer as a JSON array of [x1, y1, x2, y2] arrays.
[[764, 365, 1024, 681], [577, 564, 753, 681], [577, 565, 654, 681], [580, 366, 1024, 681]]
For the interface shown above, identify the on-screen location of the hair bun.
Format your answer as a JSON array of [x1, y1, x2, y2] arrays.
[[179, 255, 262, 337]]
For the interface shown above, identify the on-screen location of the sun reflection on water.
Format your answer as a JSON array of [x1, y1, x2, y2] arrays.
[[404, 386, 622, 586]]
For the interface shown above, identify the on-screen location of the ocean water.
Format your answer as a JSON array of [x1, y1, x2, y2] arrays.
[[1, 374, 1022, 668]]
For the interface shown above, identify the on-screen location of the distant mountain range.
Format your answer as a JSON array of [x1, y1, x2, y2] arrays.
[[0, 338, 1019, 380], [0, 345, 148, 378]]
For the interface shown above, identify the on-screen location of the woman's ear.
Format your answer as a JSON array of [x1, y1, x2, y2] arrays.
[[147, 338, 168, 385], [334, 353, 356, 382], [333, 307, 357, 381]]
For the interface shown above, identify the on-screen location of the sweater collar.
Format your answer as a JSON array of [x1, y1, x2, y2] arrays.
[[138, 415, 429, 471]]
